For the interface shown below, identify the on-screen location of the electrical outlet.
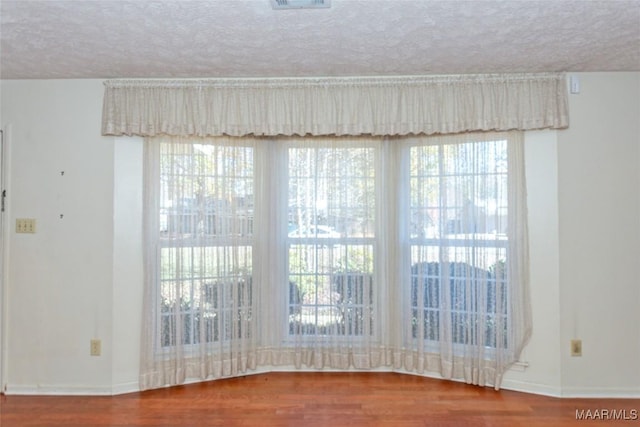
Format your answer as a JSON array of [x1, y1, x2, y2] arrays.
[[16, 218, 37, 233], [571, 339, 582, 357], [90, 339, 102, 356]]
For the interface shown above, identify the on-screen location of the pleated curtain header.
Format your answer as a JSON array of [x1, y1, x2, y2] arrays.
[[101, 73, 568, 137]]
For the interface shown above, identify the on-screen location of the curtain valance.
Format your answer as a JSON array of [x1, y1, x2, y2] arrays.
[[102, 73, 568, 137]]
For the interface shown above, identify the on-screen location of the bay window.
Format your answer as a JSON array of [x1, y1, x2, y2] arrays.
[[145, 131, 525, 382], [104, 74, 567, 391]]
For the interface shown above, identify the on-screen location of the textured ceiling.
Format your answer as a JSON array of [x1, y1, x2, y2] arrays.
[[1, 0, 639, 79]]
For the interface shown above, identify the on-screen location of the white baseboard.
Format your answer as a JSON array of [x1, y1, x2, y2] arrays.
[[111, 381, 140, 395], [500, 378, 562, 397], [5, 381, 141, 396], [5, 384, 114, 396], [561, 387, 640, 398]]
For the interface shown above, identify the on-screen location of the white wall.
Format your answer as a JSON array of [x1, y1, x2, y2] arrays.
[[557, 72, 640, 396], [111, 137, 143, 394], [502, 130, 562, 396], [1, 80, 115, 393], [0, 74, 638, 396]]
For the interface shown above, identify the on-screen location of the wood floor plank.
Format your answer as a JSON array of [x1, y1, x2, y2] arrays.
[[0, 372, 638, 426]]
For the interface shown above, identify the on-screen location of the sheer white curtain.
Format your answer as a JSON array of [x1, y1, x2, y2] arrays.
[[392, 132, 530, 388], [140, 132, 530, 390], [140, 136, 261, 390], [256, 137, 383, 369]]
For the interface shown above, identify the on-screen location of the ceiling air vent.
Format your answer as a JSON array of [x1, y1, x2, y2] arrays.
[[271, 0, 331, 9]]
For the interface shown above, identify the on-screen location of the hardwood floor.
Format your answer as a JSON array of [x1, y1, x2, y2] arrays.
[[1, 372, 638, 426]]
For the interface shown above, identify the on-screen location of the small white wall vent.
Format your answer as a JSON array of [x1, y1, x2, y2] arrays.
[[271, 0, 331, 9]]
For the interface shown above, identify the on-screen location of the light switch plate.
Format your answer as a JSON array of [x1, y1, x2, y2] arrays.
[[16, 218, 36, 233]]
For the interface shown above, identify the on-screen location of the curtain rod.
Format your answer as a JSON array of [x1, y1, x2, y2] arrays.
[[103, 73, 565, 88]]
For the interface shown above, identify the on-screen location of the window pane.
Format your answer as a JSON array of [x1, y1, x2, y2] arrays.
[[160, 143, 254, 238], [288, 145, 375, 238]]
